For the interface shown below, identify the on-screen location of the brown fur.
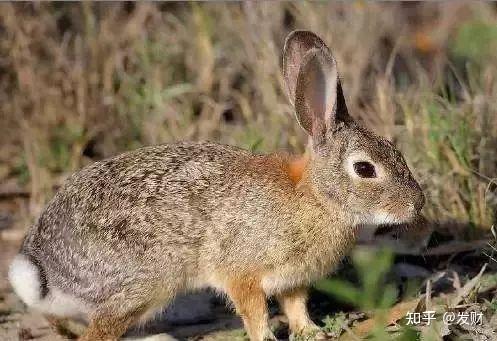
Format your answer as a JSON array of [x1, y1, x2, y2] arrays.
[[226, 275, 271, 341], [79, 313, 136, 341], [287, 153, 309, 185], [9, 31, 424, 341]]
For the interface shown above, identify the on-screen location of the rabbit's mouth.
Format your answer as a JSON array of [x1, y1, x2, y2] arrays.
[[357, 209, 417, 227]]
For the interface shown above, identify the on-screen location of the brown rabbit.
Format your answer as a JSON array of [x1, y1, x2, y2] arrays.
[[9, 30, 424, 341]]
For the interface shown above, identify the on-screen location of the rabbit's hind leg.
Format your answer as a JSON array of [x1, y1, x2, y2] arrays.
[[45, 315, 86, 339], [78, 292, 157, 341], [79, 305, 147, 341]]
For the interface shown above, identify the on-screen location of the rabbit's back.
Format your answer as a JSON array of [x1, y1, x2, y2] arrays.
[[20, 142, 261, 303]]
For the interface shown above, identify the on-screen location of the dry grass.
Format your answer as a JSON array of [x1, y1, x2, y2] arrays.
[[0, 2, 495, 228]]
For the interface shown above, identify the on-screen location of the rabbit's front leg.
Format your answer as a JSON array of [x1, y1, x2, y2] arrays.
[[226, 277, 276, 341], [277, 287, 324, 339]]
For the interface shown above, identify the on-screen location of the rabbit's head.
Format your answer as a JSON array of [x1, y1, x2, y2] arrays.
[[284, 31, 424, 226]]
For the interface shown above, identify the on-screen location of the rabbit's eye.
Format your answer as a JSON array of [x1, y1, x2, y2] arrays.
[[353, 161, 376, 178]]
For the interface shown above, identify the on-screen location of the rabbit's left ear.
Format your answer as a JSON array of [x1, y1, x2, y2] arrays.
[[283, 30, 349, 140]]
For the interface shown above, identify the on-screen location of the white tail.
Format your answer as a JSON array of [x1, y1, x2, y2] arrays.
[[8, 254, 42, 306]]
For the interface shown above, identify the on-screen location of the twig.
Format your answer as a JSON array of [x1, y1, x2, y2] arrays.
[[450, 264, 487, 307]]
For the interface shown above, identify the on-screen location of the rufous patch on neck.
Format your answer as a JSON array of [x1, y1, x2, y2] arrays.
[[287, 153, 309, 185]]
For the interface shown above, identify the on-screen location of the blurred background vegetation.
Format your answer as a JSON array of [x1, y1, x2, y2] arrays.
[[0, 2, 495, 229]]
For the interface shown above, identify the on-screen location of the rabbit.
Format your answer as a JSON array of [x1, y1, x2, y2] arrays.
[[8, 30, 424, 341]]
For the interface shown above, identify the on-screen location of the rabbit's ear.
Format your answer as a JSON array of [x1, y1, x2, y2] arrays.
[[283, 31, 349, 141], [294, 48, 341, 142], [283, 30, 328, 106]]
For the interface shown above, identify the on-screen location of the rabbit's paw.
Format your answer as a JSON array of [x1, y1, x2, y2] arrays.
[[263, 328, 278, 340], [290, 325, 328, 341]]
